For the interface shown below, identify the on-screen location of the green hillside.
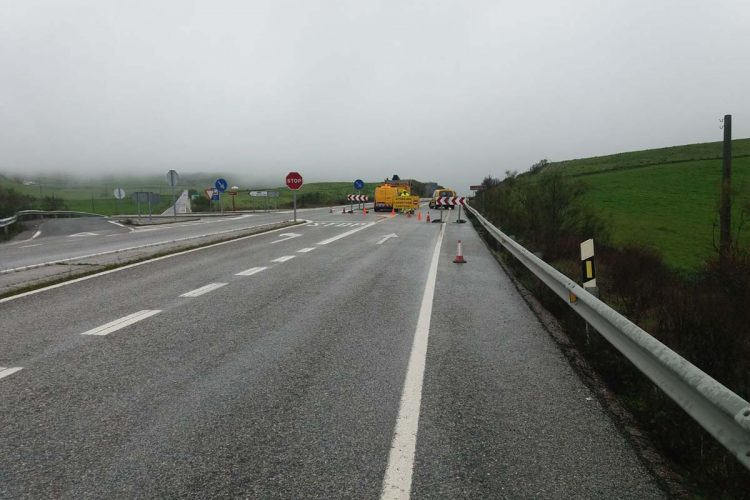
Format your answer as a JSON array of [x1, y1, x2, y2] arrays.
[[548, 138, 750, 177], [545, 139, 750, 270]]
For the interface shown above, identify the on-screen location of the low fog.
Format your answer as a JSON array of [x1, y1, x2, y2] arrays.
[[1, 1, 749, 193]]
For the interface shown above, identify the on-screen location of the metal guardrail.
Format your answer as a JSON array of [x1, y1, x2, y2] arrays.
[[0, 214, 17, 229], [466, 204, 750, 470], [0, 210, 103, 230]]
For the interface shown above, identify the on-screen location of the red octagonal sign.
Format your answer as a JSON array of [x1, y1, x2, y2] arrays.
[[286, 171, 303, 190]]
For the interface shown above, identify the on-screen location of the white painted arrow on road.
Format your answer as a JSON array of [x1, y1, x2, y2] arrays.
[[377, 233, 398, 245], [271, 233, 302, 244]]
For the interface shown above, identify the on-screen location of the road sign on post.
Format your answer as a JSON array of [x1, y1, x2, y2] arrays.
[[354, 179, 364, 190], [113, 188, 125, 215], [215, 178, 228, 214], [286, 172, 303, 222]]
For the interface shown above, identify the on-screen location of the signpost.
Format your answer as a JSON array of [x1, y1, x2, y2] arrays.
[[228, 186, 239, 211], [131, 192, 160, 221], [167, 170, 179, 219], [286, 172, 303, 222], [113, 187, 125, 215], [215, 178, 228, 214], [249, 191, 280, 211], [354, 179, 365, 211]]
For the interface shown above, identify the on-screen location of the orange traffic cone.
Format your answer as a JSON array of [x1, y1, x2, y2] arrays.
[[391, 207, 396, 216], [417, 211, 422, 221], [453, 240, 467, 263], [426, 213, 431, 223], [363, 206, 368, 215]]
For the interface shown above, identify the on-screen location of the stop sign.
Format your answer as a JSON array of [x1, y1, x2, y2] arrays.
[[286, 171, 303, 190]]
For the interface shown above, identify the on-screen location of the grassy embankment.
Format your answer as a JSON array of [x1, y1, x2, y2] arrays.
[[475, 138, 750, 495], [547, 138, 750, 270]]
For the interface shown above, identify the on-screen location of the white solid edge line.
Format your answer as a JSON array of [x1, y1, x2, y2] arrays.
[[380, 222, 446, 500], [236, 266, 268, 276], [317, 221, 380, 245], [179, 283, 227, 297], [271, 255, 296, 263], [0, 224, 295, 304], [0, 367, 24, 380], [81, 310, 162, 336], [107, 220, 130, 229]]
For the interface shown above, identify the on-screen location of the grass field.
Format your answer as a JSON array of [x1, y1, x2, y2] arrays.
[[549, 138, 750, 177], [0, 173, 383, 216], [544, 139, 750, 270]]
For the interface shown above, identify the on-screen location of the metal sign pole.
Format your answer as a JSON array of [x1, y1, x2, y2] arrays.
[[293, 191, 297, 222]]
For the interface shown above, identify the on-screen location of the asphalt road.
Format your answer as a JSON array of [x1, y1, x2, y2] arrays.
[[1, 210, 309, 272], [0, 208, 665, 498]]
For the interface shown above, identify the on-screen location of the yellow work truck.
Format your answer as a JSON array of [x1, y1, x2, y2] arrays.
[[374, 181, 411, 212]]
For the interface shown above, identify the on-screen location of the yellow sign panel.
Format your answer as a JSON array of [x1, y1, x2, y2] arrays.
[[393, 197, 418, 210]]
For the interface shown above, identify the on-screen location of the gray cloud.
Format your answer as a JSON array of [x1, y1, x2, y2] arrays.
[[1, 0, 748, 193]]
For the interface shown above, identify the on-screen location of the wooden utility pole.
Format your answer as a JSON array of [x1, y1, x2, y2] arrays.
[[720, 114, 732, 265]]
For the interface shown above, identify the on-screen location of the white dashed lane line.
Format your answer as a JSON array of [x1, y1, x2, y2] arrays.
[[236, 266, 268, 276], [180, 283, 228, 298], [297, 248, 315, 253], [80, 310, 162, 336], [0, 367, 23, 381], [271, 256, 296, 263]]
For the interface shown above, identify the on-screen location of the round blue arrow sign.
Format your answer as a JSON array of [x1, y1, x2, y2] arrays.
[[215, 178, 228, 192], [354, 179, 364, 190]]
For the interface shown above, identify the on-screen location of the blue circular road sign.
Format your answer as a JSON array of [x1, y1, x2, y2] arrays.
[[354, 179, 364, 190], [215, 178, 228, 192]]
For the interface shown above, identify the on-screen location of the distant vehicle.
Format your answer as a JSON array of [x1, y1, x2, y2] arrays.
[[374, 179, 411, 212], [429, 188, 457, 209]]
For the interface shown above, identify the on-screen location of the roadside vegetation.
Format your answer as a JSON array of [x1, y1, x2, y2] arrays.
[[0, 174, 436, 216], [473, 140, 750, 497]]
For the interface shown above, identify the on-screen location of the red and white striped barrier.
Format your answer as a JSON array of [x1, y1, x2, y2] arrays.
[[347, 194, 369, 202], [436, 196, 466, 207]]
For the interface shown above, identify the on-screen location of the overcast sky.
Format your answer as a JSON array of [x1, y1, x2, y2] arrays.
[[1, 0, 749, 193]]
